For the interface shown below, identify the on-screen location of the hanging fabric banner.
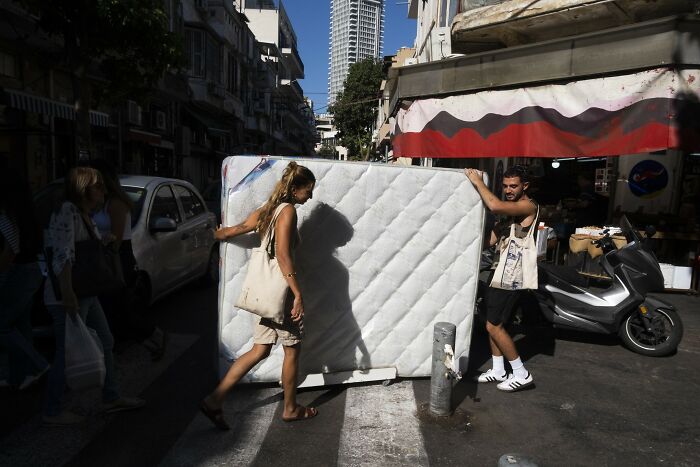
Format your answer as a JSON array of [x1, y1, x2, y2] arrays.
[[392, 68, 700, 158]]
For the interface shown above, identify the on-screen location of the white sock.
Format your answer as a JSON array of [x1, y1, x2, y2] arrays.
[[509, 357, 528, 379], [492, 355, 505, 374]]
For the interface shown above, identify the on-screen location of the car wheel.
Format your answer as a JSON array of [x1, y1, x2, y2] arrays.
[[131, 272, 152, 314]]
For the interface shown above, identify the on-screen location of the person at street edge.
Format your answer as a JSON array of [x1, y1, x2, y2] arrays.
[[465, 165, 538, 392], [201, 161, 318, 430], [43, 167, 145, 425]]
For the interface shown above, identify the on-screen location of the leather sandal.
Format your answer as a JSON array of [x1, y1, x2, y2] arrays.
[[200, 401, 230, 430], [282, 406, 318, 422]]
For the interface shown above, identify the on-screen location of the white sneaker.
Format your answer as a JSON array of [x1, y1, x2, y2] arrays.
[[497, 372, 534, 392], [477, 368, 508, 383]]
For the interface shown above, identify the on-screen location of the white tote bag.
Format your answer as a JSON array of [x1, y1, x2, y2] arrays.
[[490, 207, 539, 290], [64, 314, 106, 390], [235, 203, 290, 324]]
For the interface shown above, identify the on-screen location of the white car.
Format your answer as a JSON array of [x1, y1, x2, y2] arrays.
[[121, 176, 217, 306], [35, 175, 218, 308]]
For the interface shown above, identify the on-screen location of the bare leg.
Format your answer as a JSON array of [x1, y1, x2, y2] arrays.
[[205, 343, 271, 409], [489, 335, 504, 357], [486, 322, 519, 361], [281, 344, 300, 418]]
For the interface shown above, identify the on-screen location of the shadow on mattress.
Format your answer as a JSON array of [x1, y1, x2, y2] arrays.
[[295, 203, 371, 384]]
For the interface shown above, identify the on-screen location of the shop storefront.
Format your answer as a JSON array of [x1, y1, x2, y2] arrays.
[[387, 15, 700, 290]]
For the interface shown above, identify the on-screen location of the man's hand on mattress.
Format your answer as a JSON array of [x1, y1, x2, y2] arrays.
[[291, 296, 304, 322], [464, 168, 484, 185]]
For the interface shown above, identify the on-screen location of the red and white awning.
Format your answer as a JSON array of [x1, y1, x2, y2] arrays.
[[392, 68, 700, 158]]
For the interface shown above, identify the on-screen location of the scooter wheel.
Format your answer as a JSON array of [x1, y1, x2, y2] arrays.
[[619, 307, 683, 357]]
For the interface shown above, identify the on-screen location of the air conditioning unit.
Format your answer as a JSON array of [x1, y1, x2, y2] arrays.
[[212, 134, 227, 152], [207, 81, 226, 98], [155, 111, 167, 130], [127, 100, 142, 126], [194, 0, 208, 12], [404, 58, 418, 66]]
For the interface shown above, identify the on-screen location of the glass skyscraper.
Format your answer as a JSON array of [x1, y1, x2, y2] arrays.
[[328, 0, 385, 105]]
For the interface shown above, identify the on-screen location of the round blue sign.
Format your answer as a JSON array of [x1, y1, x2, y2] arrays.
[[628, 160, 668, 198]]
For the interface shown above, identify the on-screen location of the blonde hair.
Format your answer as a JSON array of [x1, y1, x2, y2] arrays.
[[256, 161, 315, 234], [65, 167, 103, 209]]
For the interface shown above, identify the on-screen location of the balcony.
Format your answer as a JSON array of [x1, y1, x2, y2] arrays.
[[281, 45, 304, 79], [279, 78, 304, 102], [452, 0, 698, 54]]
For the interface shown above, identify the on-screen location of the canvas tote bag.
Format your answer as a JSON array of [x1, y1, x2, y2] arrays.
[[235, 203, 290, 323], [490, 206, 539, 290]]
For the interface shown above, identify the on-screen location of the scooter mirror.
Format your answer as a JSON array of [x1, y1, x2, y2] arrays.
[[645, 225, 657, 238]]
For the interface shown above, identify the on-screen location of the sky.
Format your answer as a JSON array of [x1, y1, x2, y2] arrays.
[[280, 0, 417, 113]]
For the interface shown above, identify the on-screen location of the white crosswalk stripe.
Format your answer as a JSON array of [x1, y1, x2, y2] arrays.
[[337, 381, 429, 467], [161, 380, 430, 466]]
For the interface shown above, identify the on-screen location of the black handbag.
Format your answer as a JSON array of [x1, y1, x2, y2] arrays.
[[47, 214, 125, 299]]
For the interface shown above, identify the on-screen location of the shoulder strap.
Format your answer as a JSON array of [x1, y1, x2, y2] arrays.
[[262, 203, 291, 251], [526, 205, 540, 240], [79, 212, 99, 241]]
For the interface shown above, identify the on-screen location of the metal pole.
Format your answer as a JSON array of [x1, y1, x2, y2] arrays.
[[430, 322, 456, 416]]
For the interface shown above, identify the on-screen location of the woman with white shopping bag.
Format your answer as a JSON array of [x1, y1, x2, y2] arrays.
[[43, 167, 144, 426], [201, 161, 317, 430], [465, 165, 539, 393]]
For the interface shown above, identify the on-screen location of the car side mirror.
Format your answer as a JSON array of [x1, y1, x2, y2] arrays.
[[150, 217, 177, 233]]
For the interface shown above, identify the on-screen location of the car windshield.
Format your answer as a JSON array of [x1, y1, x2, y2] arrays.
[[124, 186, 147, 228], [620, 215, 642, 245]]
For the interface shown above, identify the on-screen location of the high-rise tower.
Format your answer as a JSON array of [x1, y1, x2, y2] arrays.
[[328, 0, 385, 105]]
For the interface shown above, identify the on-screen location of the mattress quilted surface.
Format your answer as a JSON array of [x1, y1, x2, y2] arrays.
[[219, 156, 485, 384]]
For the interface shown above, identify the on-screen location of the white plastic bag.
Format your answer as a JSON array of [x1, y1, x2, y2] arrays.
[[536, 226, 552, 258], [64, 314, 106, 390]]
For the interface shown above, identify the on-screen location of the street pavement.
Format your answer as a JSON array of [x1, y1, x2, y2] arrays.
[[1, 284, 699, 467]]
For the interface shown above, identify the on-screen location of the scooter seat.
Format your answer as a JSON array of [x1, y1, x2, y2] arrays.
[[538, 263, 589, 288]]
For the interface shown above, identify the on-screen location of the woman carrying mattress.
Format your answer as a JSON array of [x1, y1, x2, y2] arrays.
[[201, 161, 318, 430]]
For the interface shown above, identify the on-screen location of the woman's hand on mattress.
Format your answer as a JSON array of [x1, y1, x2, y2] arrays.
[[291, 296, 304, 322], [213, 225, 227, 241]]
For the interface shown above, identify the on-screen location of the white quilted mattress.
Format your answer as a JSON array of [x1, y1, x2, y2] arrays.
[[218, 156, 485, 385]]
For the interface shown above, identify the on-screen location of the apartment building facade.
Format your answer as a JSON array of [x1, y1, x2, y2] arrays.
[[0, 0, 316, 191]]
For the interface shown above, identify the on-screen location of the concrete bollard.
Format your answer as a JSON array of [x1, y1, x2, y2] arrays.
[[430, 322, 456, 416]]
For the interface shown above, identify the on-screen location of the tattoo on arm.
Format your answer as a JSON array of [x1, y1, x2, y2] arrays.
[[228, 222, 248, 236]]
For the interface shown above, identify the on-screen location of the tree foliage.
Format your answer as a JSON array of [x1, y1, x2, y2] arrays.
[[316, 144, 336, 159], [328, 58, 383, 160], [16, 0, 183, 158], [18, 0, 183, 102]]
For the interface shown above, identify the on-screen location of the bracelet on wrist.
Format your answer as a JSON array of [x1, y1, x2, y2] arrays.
[[284, 272, 296, 278]]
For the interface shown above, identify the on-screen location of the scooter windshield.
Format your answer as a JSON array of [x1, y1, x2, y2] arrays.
[[620, 215, 642, 245]]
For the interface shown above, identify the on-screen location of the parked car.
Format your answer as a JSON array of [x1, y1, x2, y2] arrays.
[[34, 175, 218, 309]]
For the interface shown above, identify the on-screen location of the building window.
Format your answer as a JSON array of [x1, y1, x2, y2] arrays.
[[184, 29, 205, 78], [227, 53, 239, 94], [206, 34, 222, 84], [0, 50, 17, 78]]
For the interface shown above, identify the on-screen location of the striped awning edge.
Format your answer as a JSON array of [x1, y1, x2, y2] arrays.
[[6, 89, 110, 127]]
